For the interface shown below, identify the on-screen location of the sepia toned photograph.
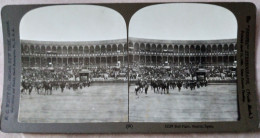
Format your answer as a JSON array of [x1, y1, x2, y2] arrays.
[[1, 1, 259, 134], [19, 5, 128, 123], [128, 3, 238, 122], [18, 3, 239, 124]]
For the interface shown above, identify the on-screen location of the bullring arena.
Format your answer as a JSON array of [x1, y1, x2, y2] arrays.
[[19, 37, 238, 123]]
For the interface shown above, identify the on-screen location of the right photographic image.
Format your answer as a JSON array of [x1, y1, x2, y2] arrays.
[[128, 3, 238, 122]]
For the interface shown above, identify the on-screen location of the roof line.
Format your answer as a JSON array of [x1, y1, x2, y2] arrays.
[[129, 37, 237, 45], [21, 37, 237, 46]]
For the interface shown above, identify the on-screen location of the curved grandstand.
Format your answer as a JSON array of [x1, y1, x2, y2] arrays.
[[21, 37, 237, 68]]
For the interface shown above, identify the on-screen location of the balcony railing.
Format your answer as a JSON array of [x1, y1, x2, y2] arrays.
[[21, 51, 237, 57]]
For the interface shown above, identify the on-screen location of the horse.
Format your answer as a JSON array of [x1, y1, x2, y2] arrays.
[[60, 82, 66, 92], [189, 81, 196, 90], [135, 80, 146, 95], [177, 81, 183, 92], [79, 82, 83, 89], [72, 83, 79, 91], [144, 84, 149, 94], [104, 73, 109, 80], [35, 82, 43, 94], [21, 81, 33, 95], [52, 82, 59, 90], [196, 82, 201, 88], [150, 79, 159, 93], [158, 80, 168, 94], [43, 81, 52, 95], [169, 81, 176, 90]]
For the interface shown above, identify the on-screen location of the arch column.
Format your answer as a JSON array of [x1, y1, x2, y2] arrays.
[[117, 44, 119, 65], [66, 46, 69, 66], [122, 43, 124, 66], [200, 45, 202, 65], [211, 45, 213, 66], [39, 45, 42, 68], [188, 45, 191, 64], [105, 45, 107, 67], [227, 44, 230, 66], [178, 45, 179, 66]]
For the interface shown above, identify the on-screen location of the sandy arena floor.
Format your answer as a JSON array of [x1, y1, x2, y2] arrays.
[[19, 83, 238, 123]]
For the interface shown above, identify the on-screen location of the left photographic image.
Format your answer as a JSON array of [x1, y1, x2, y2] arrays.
[[19, 5, 128, 123]]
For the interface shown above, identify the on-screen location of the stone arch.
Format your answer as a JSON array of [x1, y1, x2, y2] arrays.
[[157, 56, 162, 64], [63, 46, 67, 54], [107, 45, 112, 53], [206, 45, 211, 53], [112, 44, 117, 52], [52, 57, 57, 66], [128, 42, 133, 50], [68, 57, 73, 64], [190, 45, 195, 53], [157, 44, 162, 52], [118, 44, 124, 52], [47, 57, 52, 66], [151, 44, 156, 52], [30, 57, 35, 66], [112, 56, 117, 64], [95, 45, 101, 54], [168, 45, 173, 52], [73, 57, 78, 65], [23, 44, 29, 53], [79, 57, 83, 65], [41, 46, 45, 53], [146, 43, 151, 51], [35, 45, 40, 53], [223, 55, 228, 65], [174, 45, 178, 53], [218, 44, 222, 53], [229, 44, 234, 51], [79, 46, 83, 54], [140, 55, 145, 64], [57, 46, 62, 54], [52, 46, 56, 52], [90, 46, 94, 54], [57, 58, 62, 65], [73, 46, 78, 54], [46, 46, 51, 52], [229, 56, 235, 64], [201, 45, 206, 53], [30, 45, 34, 53], [140, 43, 145, 52], [224, 44, 229, 52], [124, 43, 127, 52], [179, 45, 184, 53], [84, 46, 89, 54], [68, 46, 73, 54], [134, 43, 139, 51], [36, 57, 41, 65], [163, 44, 167, 52], [185, 45, 189, 53], [212, 45, 217, 53], [101, 45, 106, 53], [84, 57, 89, 65], [195, 45, 200, 53]]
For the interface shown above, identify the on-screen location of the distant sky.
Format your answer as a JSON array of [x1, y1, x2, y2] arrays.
[[20, 4, 237, 41], [129, 3, 237, 40], [20, 5, 127, 41]]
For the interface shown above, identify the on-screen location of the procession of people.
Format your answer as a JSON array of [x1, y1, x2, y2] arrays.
[[21, 60, 236, 96], [20, 65, 128, 95], [131, 62, 236, 95]]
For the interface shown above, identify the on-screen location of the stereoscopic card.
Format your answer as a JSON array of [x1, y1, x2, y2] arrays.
[[0, 2, 259, 133]]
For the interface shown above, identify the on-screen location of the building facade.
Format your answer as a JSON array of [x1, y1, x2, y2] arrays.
[[21, 37, 237, 68]]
